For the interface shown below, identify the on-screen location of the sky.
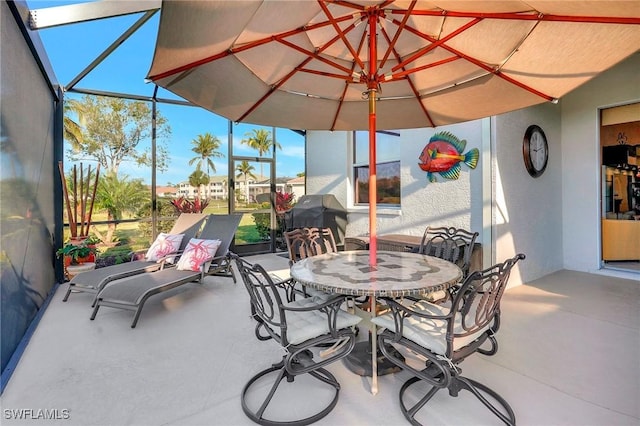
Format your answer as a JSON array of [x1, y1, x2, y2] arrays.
[[26, 0, 305, 186]]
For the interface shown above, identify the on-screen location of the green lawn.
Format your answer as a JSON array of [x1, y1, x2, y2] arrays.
[[66, 207, 269, 258]]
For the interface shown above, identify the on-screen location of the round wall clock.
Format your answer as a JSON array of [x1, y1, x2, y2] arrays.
[[523, 125, 548, 178]]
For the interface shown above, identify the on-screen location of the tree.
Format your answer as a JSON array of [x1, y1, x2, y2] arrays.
[[63, 98, 85, 151], [235, 160, 256, 204], [188, 169, 210, 199], [93, 174, 150, 243], [67, 95, 171, 175], [188, 132, 224, 198], [240, 129, 281, 177]]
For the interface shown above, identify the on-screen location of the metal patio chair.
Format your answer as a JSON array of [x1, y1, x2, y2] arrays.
[[372, 253, 525, 426], [416, 226, 479, 303], [233, 254, 361, 426], [283, 227, 338, 299], [417, 226, 479, 277], [284, 227, 338, 265]]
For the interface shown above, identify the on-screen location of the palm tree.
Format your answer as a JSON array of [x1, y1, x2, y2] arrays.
[[188, 133, 224, 198], [63, 98, 85, 151], [94, 173, 149, 243], [240, 129, 281, 178], [235, 160, 256, 204], [188, 169, 210, 199]]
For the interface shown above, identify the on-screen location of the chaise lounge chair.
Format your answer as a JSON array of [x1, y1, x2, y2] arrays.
[[63, 213, 208, 304], [90, 214, 242, 328]]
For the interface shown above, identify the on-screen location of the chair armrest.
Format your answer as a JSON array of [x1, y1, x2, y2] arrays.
[[283, 294, 346, 313], [383, 297, 452, 320], [377, 297, 453, 339], [155, 250, 184, 268], [272, 277, 299, 303], [282, 295, 358, 341], [130, 249, 147, 262]]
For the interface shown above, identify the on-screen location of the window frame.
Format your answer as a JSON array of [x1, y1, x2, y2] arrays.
[[352, 130, 401, 208]]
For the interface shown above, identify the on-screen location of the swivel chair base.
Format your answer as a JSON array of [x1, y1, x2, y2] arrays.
[[241, 359, 340, 426], [399, 375, 516, 426]]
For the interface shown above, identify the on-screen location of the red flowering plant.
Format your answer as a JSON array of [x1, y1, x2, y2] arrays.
[[275, 191, 295, 212], [171, 197, 210, 214]]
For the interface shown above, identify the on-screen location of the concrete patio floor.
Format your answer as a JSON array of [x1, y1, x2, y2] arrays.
[[1, 253, 638, 425]]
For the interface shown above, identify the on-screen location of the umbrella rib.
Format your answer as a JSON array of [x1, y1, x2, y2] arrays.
[[379, 0, 417, 69], [324, 0, 367, 12], [326, 0, 395, 11], [393, 9, 640, 25], [236, 56, 314, 123], [387, 56, 460, 80], [436, 40, 555, 102], [276, 38, 357, 77], [331, 71, 355, 131], [298, 68, 354, 81], [148, 14, 355, 81], [331, 25, 368, 131], [236, 15, 363, 124], [379, 24, 435, 127], [391, 18, 481, 73], [494, 19, 541, 74], [397, 18, 555, 102], [319, 0, 365, 71]]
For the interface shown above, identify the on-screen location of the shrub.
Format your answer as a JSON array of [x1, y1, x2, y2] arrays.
[[136, 199, 178, 240], [171, 197, 209, 213]]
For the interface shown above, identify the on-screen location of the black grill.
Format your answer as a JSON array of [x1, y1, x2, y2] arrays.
[[284, 194, 348, 246]]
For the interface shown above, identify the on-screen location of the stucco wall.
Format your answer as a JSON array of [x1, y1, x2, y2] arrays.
[[306, 108, 564, 287], [493, 104, 564, 284], [307, 121, 485, 239], [560, 52, 640, 274]]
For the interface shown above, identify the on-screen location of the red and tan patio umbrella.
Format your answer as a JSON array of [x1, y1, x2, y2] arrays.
[[147, 0, 640, 264]]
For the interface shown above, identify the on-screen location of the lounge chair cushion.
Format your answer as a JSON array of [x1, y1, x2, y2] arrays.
[[176, 238, 222, 271], [145, 233, 184, 261]]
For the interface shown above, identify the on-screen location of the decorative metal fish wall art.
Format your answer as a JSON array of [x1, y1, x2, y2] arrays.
[[418, 131, 479, 183]]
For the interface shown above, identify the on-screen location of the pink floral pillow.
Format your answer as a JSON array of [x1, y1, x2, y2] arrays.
[[145, 233, 184, 262], [176, 238, 222, 272]]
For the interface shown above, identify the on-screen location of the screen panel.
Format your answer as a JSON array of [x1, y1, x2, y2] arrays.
[[1, 1, 57, 375]]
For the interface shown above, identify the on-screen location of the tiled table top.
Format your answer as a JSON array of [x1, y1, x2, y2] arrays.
[[290, 250, 462, 297]]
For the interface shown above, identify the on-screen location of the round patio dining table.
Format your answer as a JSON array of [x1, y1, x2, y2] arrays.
[[289, 250, 463, 395]]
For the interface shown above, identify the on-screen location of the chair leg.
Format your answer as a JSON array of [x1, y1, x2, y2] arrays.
[[208, 255, 236, 283], [241, 357, 340, 426], [131, 306, 144, 328], [131, 292, 155, 328], [399, 376, 443, 426], [398, 374, 516, 426], [62, 284, 74, 302], [90, 302, 100, 320], [456, 376, 516, 426]]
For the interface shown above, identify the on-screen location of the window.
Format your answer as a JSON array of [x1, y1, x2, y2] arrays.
[[353, 131, 401, 206]]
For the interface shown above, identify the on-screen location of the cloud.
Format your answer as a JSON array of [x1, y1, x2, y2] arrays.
[[280, 145, 305, 159]]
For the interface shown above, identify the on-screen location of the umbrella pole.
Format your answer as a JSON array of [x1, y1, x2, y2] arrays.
[[368, 11, 378, 268], [368, 93, 377, 266]]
